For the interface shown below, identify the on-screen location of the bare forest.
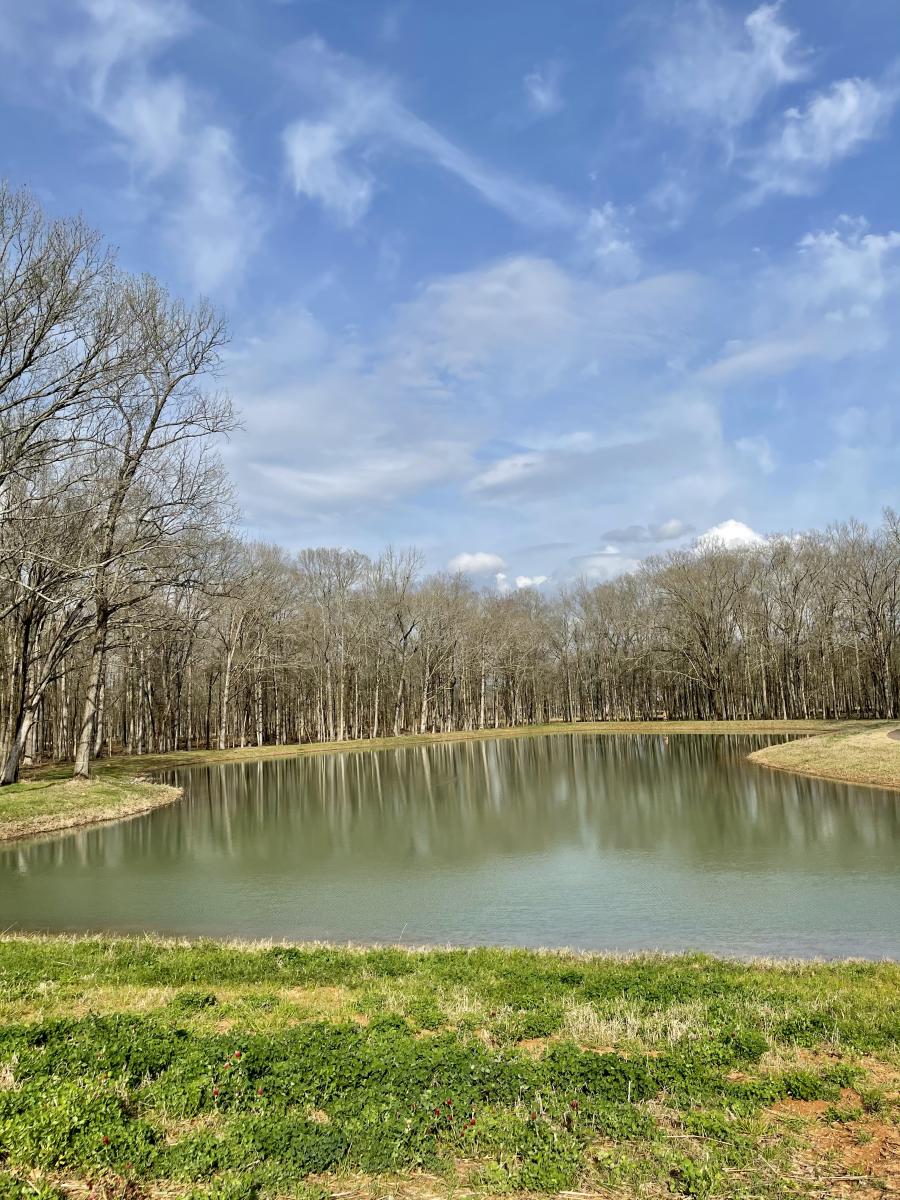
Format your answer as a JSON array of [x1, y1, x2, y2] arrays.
[[2, 183, 899, 784]]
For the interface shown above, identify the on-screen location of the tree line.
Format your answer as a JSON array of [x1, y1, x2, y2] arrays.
[[2, 182, 899, 783]]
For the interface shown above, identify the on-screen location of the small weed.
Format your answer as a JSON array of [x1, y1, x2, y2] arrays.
[[171, 990, 219, 1013], [824, 1103, 864, 1123]]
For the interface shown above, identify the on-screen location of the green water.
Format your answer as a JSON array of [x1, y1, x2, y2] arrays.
[[1, 734, 898, 956]]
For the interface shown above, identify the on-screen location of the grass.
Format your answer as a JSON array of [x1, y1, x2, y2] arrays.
[[0, 935, 896, 1199], [3, 724, 896, 1196], [0, 777, 182, 842], [749, 724, 900, 790], [2, 718, 889, 843]]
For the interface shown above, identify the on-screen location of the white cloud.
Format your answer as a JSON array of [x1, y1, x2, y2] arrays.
[[470, 452, 545, 494], [218, 254, 721, 557], [515, 574, 549, 589], [523, 62, 564, 116], [60, 0, 192, 98], [647, 171, 695, 228], [698, 217, 900, 385], [448, 551, 506, 574], [283, 120, 374, 227], [283, 37, 576, 229], [697, 518, 765, 548], [391, 256, 703, 396], [696, 331, 823, 385], [793, 218, 900, 315], [577, 553, 641, 581], [467, 427, 695, 502], [582, 204, 641, 281], [747, 76, 898, 200], [252, 440, 467, 505], [104, 75, 189, 176], [171, 126, 263, 295], [4, 0, 261, 294], [655, 518, 691, 540], [641, 1, 808, 136]]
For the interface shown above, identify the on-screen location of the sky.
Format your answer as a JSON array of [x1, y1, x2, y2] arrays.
[[1, 0, 899, 590]]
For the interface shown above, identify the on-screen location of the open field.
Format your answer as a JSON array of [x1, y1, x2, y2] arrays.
[[2, 719, 893, 843], [0, 935, 896, 1200]]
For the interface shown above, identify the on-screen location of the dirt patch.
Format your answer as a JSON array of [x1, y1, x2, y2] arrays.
[[855, 1055, 900, 1092], [517, 1036, 554, 1056], [770, 1097, 832, 1119], [772, 1091, 900, 1199]]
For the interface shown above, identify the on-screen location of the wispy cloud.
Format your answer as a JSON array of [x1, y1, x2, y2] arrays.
[[2, 0, 262, 294], [698, 216, 900, 385], [745, 75, 898, 201], [283, 119, 374, 227], [523, 61, 564, 116], [640, 1, 809, 138], [448, 551, 506, 574], [220, 253, 715, 553], [282, 36, 577, 229], [170, 126, 263, 296], [581, 203, 641, 281], [58, 0, 192, 98]]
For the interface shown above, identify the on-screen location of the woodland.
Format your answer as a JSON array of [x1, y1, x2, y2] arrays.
[[3, 181, 900, 786]]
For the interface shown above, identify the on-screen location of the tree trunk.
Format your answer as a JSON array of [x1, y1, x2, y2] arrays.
[[73, 605, 110, 778]]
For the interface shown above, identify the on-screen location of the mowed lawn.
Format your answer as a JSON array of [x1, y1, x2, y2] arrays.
[[0, 936, 897, 1199]]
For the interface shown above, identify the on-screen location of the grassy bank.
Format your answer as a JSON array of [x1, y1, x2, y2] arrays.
[[0, 776, 182, 842], [749, 724, 900, 790], [0, 936, 896, 1200], [2, 719, 881, 843]]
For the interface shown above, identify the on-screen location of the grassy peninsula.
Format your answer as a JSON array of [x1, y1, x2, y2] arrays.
[[749, 723, 900, 790], [0, 936, 897, 1200], [3, 718, 896, 844]]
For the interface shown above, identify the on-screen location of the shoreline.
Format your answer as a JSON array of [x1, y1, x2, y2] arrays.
[[2, 717, 896, 844], [0, 778, 184, 844], [0, 930, 895, 966], [748, 724, 900, 791]]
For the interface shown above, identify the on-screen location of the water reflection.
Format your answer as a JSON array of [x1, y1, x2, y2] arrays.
[[1, 735, 898, 956]]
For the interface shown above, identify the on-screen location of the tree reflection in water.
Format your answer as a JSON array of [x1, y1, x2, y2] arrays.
[[2, 735, 898, 956]]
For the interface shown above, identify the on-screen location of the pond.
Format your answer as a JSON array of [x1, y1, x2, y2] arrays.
[[2, 734, 899, 957]]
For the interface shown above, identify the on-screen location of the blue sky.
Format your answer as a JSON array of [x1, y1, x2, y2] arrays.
[[2, 0, 899, 588]]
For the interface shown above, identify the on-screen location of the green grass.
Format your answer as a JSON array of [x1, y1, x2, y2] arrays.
[[4, 718, 886, 843], [0, 936, 897, 1198], [0, 776, 181, 841]]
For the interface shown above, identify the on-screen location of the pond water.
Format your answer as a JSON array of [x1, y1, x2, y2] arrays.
[[1, 734, 898, 957]]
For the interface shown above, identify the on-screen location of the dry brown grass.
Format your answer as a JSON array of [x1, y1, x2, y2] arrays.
[[750, 724, 900, 791]]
